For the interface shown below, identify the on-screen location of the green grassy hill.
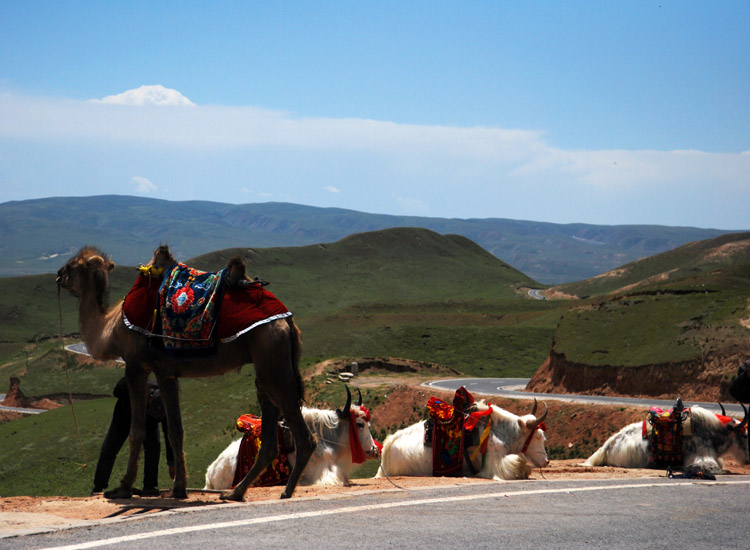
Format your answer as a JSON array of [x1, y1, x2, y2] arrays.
[[548, 233, 750, 366], [552, 232, 750, 298], [184, 228, 560, 375]]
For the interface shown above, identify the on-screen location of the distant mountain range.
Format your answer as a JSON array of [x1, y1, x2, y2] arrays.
[[0, 195, 741, 283]]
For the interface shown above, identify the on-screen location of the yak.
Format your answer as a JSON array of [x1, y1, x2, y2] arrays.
[[585, 404, 748, 474], [205, 387, 379, 489], [375, 399, 549, 481]]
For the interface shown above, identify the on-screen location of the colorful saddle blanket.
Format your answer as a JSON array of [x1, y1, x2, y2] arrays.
[[232, 414, 291, 488], [425, 386, 477, 477], [643, 406, 692, 467], [122, 263, 292, 352], [159, 263, 226, 351]]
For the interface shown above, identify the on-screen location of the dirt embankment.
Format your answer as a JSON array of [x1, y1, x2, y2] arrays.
[[526, 351, 744, 402], [0, 378, 63, 423]]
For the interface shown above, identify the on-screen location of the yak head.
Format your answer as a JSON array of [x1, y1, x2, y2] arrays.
[[337, 385, 380, 460], [725, 403, 749, 464], [516, 399, 550, 468]]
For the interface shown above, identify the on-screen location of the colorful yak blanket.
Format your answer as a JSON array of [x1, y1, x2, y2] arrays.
[[122, 263, 292, 352], [232, 414, 292, 488], [425, 386, 477, 477], [643, 406, 692, 467]]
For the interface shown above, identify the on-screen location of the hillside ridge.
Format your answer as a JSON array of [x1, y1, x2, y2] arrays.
[[1, 195, 740, 283], [551, 232, 750, 297]]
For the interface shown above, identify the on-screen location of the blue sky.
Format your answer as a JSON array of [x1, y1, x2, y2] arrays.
[[1, 1, 748, 229]]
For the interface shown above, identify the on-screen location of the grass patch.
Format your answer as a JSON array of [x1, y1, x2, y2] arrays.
[[554, 289, 749, 366]]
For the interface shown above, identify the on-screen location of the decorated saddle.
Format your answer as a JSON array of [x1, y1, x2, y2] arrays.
[[424, 387, 493, 477], [642, 400, 692, 467], [122, 262, 292, 353], [232, 414, 292, 488]]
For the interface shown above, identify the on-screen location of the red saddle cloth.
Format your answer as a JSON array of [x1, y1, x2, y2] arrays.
[[644, 406, 691, 467], [232, 414, 291, 488], [122, 267, 292, 350], [425, 386, 476, 477]]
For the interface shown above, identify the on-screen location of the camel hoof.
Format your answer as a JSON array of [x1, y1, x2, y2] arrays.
[[220, 490, 243, 502], [169, 489, 188, 500], [104, 487, 132, 499]]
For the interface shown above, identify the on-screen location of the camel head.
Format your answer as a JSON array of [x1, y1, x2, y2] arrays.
[[56, 247, 115, 306]]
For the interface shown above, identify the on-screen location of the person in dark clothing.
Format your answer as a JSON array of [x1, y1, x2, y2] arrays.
[[92, 376, 174, 496]]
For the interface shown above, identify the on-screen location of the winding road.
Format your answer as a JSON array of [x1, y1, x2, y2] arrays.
[[5, 344, 743, 417], [423, 377, 746, 415]]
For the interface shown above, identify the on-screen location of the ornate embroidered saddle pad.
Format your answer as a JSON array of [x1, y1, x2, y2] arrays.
[[642, 406, 692, 467], [159, 263, 226, 351], [122, 263, 292, 352], [232, 414, 291, 488], [425, 386, 477, 477]]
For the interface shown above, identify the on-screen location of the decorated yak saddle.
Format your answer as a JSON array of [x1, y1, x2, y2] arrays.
[[232, 414, 293, 488], [642, 398, 693, 467], [122, 254, 292, 353], [423, 387, 495, 477]]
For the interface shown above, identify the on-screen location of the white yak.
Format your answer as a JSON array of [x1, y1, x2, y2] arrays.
[[376, 399, 549, 480], [205, 387, 379, 489]]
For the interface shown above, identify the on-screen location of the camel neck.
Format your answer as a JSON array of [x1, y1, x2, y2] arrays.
[[78, 293, 123, 361]]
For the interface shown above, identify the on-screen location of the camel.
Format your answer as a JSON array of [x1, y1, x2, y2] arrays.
[[56, 245, 316, 501]]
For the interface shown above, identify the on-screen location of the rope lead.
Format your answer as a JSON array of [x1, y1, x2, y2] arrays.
[[58, 287, 89, 468]]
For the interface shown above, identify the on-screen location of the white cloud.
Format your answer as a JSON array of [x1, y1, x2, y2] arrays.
[[94, 85, 195, 107], [131, 176, 157, 193], [392, 194, 430, 215], [1, 90, 749, 228]]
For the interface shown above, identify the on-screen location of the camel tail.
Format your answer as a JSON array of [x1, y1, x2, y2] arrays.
[[287, 316, 305, 406]]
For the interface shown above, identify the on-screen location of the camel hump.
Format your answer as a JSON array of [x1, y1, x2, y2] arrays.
[[151, 245, 176, 269], [227, 256, 247, 277], [225, 256, 251, 289], [138, 245, 176, 278]]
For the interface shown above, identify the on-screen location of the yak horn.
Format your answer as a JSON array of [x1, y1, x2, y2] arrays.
[[718, 402, 727, 416], [530, 398, 538, 416], [343, 384, 352, 414], [526, 401, 548, 430], [356, 387, 363, 407], [736, 403, 749, 431]]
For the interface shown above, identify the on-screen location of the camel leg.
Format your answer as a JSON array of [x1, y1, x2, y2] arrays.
[[221, 394, 280, 502], [156, 375, 188, 499], [278, 402, 316, 499], [105, 366, 147, 499]]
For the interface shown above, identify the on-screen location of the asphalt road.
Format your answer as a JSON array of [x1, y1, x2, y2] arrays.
[[528, 288, 546, 300], [424, 377, 747, 416], [0, 394, 45, 415], [6, 477, 750, 549]]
